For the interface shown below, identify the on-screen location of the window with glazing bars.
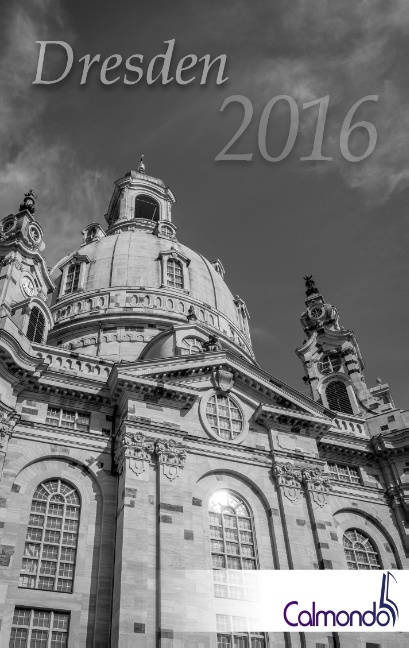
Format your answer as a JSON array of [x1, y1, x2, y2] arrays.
[[45, 407, 90, 432], [166, 258, 183, 288], [209, 491, 258, 600], [27, 307, 45, 344], [9, 608, 69, 648], [325, 381, 354, 415], [206, 395, 243, 440], [328, 463, 360, 484], [216, 614, 265, 647], [19, 479, 80, 593], [65, 264, 80, 294], [343, 529, 381, 570]]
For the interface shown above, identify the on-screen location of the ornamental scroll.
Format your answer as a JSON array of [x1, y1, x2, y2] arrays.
[[0, 402, 20, 450], [155, 438, 187, 481], [114, 430, 155, 477], [302, 467, 332, 507], [272, 462, 303, 503]]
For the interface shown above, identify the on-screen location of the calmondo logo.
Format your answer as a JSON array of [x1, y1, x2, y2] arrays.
[[284, 572, 398, 628]]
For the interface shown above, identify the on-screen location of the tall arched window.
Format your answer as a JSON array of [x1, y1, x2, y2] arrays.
[[27, 307, 45, 344], [343, 529, 381, 570], [326, 381, 354, 415], [20, 479, 81, 593], [65, 264, 81, 294], [209, 491, 264, 647], [134, 194, 160, 221], [167, 258, 183, 288]]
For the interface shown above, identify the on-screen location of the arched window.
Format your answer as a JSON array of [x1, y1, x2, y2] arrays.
[[134, 194, 160, 221], [343, 529, 381, 570], [181, 337, 203, 355], [206, 394, 243, 440], [65, 264, 81, 294], [209, 491, 265, 647], [27, 307, 45, 344], [326, 381, 353, 415], [167, 258, 183, 288], [20, 479, 80, 593]]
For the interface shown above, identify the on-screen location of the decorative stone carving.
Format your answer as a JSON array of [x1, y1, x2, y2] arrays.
[[187, 305, 197, 321], [273, 462, 303, 503], [302, 468, 332, 507], [0, 403, 20, 450], [155, 438, 186, 481], [20, 189, 37, 215], [212, 369, 234, 394], [114, 430, 155, 477], [202, 334, 222, 352]]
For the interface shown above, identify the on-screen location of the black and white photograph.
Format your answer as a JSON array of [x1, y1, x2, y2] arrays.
[[0, 1, 408, 646]]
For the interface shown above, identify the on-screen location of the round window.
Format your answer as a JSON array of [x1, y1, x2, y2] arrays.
[[180, 337, 203, 355], [309, 307, 323, 319], [206, 394, 243, 441], [318, 353, 341, 374]]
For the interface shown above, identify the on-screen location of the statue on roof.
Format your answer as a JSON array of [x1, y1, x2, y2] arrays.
[[19, 189, 37, 215], [303, 274, 320, 297]]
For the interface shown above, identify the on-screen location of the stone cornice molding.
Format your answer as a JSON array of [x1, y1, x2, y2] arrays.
[[108, 370, 199, 410], [255, 403, 332, 436], [124, 351, 329, 420]]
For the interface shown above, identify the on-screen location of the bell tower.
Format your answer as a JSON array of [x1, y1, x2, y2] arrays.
[[0, 190, 54, 343], [295, 275, 387, 416]]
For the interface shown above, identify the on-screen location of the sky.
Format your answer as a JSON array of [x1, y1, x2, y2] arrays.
[[1, 0, 409, 407]]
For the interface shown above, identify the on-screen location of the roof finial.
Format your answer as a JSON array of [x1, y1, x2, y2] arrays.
[[303, 274, 320, 298], [19, 189, 37, 215], [138, 155, 146, 174]]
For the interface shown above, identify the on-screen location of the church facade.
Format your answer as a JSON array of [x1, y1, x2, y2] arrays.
[[0, 163, 407, 648]]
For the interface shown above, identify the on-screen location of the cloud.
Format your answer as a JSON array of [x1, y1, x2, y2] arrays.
[[0, 1, 111, 265], [197, 0, 409, 204]]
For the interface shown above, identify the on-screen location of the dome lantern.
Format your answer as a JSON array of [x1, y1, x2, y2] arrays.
[[104, 166, 176, 235]]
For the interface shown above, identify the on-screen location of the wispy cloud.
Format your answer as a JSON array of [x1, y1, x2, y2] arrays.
[[0, 1, 111, 264], [197, 0, 409, 204]]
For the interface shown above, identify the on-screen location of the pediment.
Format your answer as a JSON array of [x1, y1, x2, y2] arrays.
[[109, 351, 333, 428]]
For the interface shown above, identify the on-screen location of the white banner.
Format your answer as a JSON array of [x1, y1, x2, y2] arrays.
[[167, 570, 408, 633]]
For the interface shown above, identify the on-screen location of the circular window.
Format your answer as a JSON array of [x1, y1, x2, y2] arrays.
[[318, 353, 341, 374], [3, 218, 15, 233], [29, 225, 41, 242], [309, 307, 323, 319], [206, 394, 243, 440], [181, 337, 203, 355], [161, 225, 173, 237]]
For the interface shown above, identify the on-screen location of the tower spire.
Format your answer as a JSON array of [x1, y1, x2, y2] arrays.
[[303, 274, 321, 299]]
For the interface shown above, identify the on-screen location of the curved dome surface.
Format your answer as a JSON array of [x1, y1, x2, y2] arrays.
[[48, 169, 253, 362], [80, 230, 239, 322]]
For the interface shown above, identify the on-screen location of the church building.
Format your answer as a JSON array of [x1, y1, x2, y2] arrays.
[[0, 161, 408, 648]]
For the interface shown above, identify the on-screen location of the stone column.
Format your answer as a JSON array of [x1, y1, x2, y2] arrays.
[[111, 428, 156, 648], [155, 437, 189, 647], [301, 467, 345, 570]]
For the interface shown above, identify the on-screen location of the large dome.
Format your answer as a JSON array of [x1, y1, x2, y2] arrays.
[[48, 168, 254, 363]]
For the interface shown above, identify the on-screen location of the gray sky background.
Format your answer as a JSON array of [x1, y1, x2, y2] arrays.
[[1, 0, 409, 406]]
